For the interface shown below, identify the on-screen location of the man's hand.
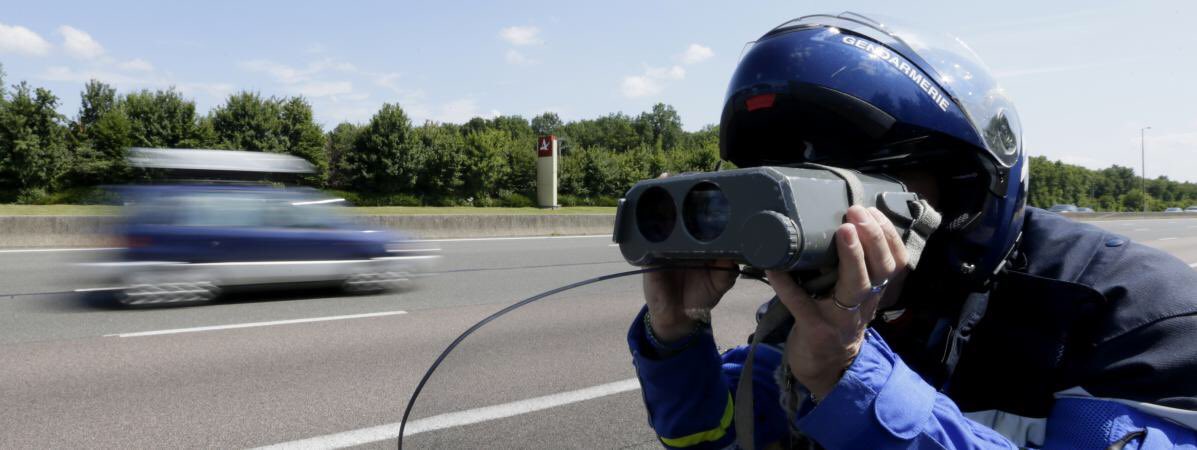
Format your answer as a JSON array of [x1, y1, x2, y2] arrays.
[[766, 205, 910, 400], [643, 259, 738, 342]]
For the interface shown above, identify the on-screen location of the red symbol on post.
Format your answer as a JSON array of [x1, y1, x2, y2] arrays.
[[537, 135, 555, 157]]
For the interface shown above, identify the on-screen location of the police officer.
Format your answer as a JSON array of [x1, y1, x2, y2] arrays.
[[629, 13, 1197, 449]]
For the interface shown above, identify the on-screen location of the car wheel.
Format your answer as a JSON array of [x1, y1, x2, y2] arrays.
[[118, 281, 221, 306], [343, 271, 411, 294]]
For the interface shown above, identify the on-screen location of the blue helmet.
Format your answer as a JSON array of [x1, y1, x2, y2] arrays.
[[720, 12, 1027, 286]]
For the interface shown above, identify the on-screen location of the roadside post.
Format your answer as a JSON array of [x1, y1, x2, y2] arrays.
[[536, 135, 559, 208]]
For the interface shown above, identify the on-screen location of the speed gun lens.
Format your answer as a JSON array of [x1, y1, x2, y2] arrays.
[[635, 186, 676, 243], [683, 182, 729, 242]]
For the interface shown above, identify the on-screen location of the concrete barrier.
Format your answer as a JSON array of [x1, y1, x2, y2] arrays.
[[0, 211, 1192, 248], [0, 216, 122, 247], [353, 214, 616, 239]]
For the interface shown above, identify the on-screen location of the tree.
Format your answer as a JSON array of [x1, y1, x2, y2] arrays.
[[0, 83, 70, 200], [341, 103, 422, 194], [122, 88, 209, 148], [78, 80, 118, 131], [531, 112, 562, 136], [210, 92, 285, 152], [64, 80, 131, 187], [279, 97, 326, 179], [413, 122, 466, 200], [209, 93, 327, 182], [634, 103, 684, 151], [325, 122, 361, 189]]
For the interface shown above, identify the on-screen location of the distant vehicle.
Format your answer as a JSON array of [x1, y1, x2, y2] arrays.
[[1185, 206, 1197, 213], [1164, 207, 1184, 213], [87, 184, 437, 306], [1048, 204, 1078, 213], [1075, 207, 1095, 213]]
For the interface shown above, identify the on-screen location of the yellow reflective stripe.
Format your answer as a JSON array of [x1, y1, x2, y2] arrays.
[[659, 392, 735, 447]]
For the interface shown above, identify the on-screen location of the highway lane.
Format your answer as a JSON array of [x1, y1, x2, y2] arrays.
[[0, 216, 1194, 448]]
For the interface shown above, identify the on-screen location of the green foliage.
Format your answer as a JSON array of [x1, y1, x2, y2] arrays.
[[208, 92, 327, 182], [0, 82, 70, 198], [531, 112, 562, 136], [1026, 156, 1197, 211], [342, 103, 423, 194], [121, 88, 210, 149], [210, 92, 287, 151], [18, 73, 1197, 211], [66, 80, 132, 187], [325, 122, 361, 189]]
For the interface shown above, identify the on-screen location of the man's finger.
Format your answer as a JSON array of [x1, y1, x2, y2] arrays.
[[846, 206, 895, 284], [867, 207, 909, 268], [826, 223, 871, 320]]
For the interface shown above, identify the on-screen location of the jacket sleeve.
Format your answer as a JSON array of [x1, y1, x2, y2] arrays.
[[628, 305, 796, 449], [628, 306, 736, 449], [791, 328, 1018, 450]]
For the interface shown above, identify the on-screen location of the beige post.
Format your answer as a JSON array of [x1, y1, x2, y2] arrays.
[[536, 135, 559, 208]]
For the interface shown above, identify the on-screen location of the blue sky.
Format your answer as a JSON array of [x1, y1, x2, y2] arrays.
[[2, 0, 1196, 181]]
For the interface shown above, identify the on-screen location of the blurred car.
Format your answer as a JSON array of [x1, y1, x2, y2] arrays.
[[87, 184, 437, 306], [1185, 206, 1197, 213], [1075, 207, 1095, 213], [1048, 204, 1078, 213], [1164, 207, 1184, 213]]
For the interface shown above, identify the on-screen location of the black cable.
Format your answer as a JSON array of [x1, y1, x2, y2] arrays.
[[396, 265, 761, 449]]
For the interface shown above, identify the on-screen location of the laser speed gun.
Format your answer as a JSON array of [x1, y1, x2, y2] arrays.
[[613, 165, 940, 272]]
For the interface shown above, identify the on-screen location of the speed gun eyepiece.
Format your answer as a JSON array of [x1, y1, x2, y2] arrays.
[[614, 166, 921, 271]]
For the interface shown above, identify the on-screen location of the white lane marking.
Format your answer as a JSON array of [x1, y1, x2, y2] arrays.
[[415, 234, 611, 243], [608, 243, 619, 247], [104, 311, 407, 338], [1134, 228, 1151, 232], [1158, 237, 1178, 241], [255, 378, 640, 449], [0, 247, 122, 254]]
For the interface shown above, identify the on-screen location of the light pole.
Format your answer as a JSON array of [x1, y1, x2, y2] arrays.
[[1141, 126, 1151, 212]]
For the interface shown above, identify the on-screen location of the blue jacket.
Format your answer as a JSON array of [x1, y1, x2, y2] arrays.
[[629, 208, 1197, 449]]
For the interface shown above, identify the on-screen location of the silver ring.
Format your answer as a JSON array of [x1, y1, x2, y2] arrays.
[[869, 278, 890, 295], [831, 293, 861, 312]]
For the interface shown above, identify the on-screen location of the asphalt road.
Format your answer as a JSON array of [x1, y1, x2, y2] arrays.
[[0, 216, 1195, 449]]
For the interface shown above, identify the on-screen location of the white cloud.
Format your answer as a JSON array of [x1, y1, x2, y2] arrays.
[[59, 25, 104, 59], [499, 26, 541, 46], [240, 59, 357, 84], [295, 81, 354, 98], [679, 44, 713, 64], [41, 65, 233, 98], [621, 65, 685, 98], [118, 58, 154, 72], [621, 76, 661, 98], [505, 49, 538, 65], [0, 22, 52, 56], [436, 98, 481, 123]]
